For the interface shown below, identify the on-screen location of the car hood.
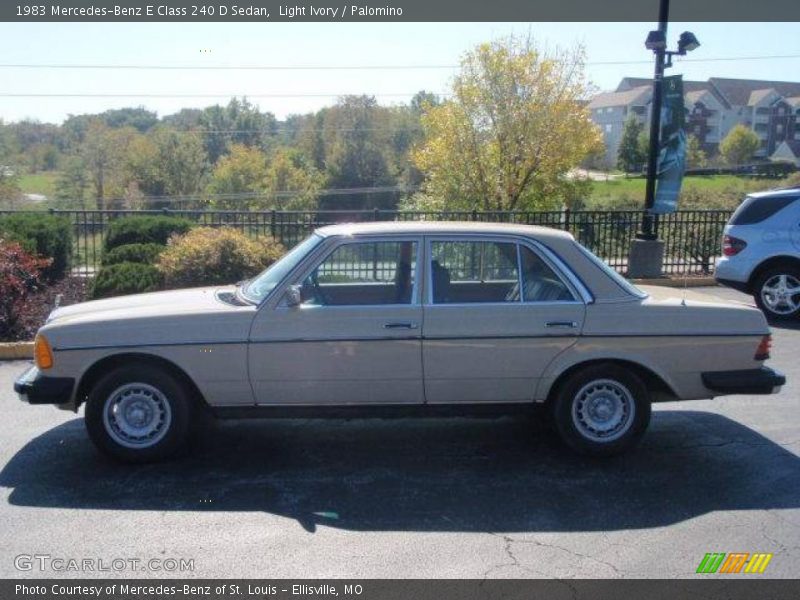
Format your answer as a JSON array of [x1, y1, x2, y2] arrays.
[[41, 287, 256, 350], [47, 286, 241, 324]]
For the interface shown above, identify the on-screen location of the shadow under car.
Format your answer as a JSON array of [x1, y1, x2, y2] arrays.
[[1, 410, 798, 533]]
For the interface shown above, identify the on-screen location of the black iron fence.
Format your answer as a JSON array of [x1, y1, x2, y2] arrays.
[[2, 208, 734, 277]]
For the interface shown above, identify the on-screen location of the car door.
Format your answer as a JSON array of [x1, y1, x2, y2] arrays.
[[248, 235, 425, 405], [422, 235, 587, 404]]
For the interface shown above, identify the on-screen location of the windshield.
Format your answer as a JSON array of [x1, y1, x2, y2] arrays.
[[575, 242, 647, 299], [242, 234, 323, 303]]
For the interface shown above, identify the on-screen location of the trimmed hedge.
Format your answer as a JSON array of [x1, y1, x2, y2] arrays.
[[90, 262, 163, 299], [104, 215, 193, 251], [0, 213, 72, 280], [157, 227, 285, 288], [102, 243, 165, 266]]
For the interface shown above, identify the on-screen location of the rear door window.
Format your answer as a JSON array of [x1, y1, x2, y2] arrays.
[[730, 195, 798, 225]]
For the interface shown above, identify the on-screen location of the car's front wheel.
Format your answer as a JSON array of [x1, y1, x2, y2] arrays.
[[85, 364, 193, 463], [754, 266, 800, 320], [551, 364, 651, 456]]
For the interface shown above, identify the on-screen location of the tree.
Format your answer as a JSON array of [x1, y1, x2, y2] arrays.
[[198, 98, 278, 163], [125, 127, 207, 207], [206, 145, 322, 210], [263, 148, 322, 210], [0, 169, 22, 209], [322, 95, 394, 209], [720, 125, 760, 166], [99, 107, 158, 132], [54, 155, 89, 206], [206, 144, 269, 209], [685, 134, 708, 169], [410, 36, 603, 211], [81, 120, 138, 210], [617, 115, 646, 173]]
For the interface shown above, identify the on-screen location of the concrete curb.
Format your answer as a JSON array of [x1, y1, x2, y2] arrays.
[[631, 277, 717, 288], [0, 342, 33, 361]]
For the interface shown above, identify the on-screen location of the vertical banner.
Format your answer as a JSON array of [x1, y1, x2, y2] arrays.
[[652, 74, 687, 214]]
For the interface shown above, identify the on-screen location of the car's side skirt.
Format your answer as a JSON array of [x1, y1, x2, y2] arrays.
[[212, 403, 540, 420]]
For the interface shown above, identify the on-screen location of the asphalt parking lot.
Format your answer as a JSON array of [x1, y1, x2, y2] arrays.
[[1, 286, 798, 579]]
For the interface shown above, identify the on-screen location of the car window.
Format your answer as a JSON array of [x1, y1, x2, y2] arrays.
[[301, 241, 417, 306], [242, 234, 322, 303], [730, 194, 798, 225], [430, 241, 519, 304], [516, 246, 576, 302]]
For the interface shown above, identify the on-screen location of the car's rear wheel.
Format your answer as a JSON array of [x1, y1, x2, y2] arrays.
[[551, 364, 651, 456], [754, 266, 800, 320], [85, 364, 192, 463]]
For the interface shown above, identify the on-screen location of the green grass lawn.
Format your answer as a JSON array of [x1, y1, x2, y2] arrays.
[[587, 174, 766, 209], [17, 171, 60, 198]]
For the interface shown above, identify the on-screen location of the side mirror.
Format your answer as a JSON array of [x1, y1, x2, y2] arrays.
[[285, 284, 303, 307]]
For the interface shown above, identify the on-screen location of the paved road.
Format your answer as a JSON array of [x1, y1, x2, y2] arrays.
[[1, 286, 798, 579]]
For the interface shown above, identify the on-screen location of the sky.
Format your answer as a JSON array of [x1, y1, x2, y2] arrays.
[[0, 21, 799, 124]]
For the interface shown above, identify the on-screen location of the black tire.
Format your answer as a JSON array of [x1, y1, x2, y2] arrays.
[[551, 364, 651, 457], [85, 364, 193, 463], [753, 265, 800, 321]]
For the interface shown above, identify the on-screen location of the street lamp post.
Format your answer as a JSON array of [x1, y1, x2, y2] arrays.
[[638, 0, 670, 241], [627, 0, 700, 277]]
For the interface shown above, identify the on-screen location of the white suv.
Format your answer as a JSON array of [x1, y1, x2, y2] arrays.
[[715, 187, 800, 319]]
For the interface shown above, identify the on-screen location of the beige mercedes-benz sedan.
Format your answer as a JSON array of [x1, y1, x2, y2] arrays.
[[15, 222, 785, 461]]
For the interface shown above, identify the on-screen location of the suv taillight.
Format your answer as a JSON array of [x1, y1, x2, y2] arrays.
[[755, 334, 772, 361], [723, 235, 747, 256]]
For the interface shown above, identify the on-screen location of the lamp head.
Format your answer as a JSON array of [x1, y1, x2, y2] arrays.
[[645, 30, 667, 51], [678, 31, 700, 53]]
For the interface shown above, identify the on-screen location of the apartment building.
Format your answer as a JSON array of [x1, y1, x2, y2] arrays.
[[589, 77, 800, 168]]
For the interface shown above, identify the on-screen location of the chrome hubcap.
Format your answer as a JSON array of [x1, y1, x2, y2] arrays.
[[571, 379, 635, 443], [761, 274, 800, 315], [102, 383, 172, 449]]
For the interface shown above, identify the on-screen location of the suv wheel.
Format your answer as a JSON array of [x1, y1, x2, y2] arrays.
[[85, 364, 193, 463], [754, 266, 800, 320], [551, 364, 651, 456]]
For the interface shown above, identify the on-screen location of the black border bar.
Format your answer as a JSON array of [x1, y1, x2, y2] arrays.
[[5, 580, 800, 600], [3, 1, 800, 22]]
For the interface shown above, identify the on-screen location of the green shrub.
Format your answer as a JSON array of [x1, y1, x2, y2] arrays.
[[90, 262, 163, 299], [102, 243, 165, 266], [104, 215, 192, 251], [0, 213, 72, 280], [157, 227, 285, 288]]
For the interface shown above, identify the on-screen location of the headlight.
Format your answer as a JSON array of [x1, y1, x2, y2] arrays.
[[34, 334, 54, 370]]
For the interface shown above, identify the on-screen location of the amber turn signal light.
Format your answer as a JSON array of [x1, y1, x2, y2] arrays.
[[34, 334, 54, 370]]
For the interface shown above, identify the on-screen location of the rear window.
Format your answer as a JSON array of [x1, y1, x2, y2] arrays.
[[730, 194, 798, 225]]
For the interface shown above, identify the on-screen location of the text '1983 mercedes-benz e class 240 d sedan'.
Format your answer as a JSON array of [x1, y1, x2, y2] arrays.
[[15, 222, 786, 462]]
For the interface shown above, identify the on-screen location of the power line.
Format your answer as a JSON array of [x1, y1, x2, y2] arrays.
[[0, 92, 446, 98], [1, 54, 798, 70], [0, 63, 460, 71]]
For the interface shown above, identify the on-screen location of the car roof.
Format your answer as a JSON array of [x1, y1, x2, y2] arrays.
[[315, 220, 575, 242], [748, 187, 800, 199]]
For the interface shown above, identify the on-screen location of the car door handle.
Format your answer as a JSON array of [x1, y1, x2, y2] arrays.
[[383, 321, 419, 330], [546, 321, 578, 329]]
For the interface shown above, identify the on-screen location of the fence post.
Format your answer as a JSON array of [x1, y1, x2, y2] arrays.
[[270, 209, 276, 238], [563, 207, 571, 231], [471, 209, 478, 222]]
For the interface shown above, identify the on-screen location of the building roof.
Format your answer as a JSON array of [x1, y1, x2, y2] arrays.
[[587, 86, 650, 109], [747, 88, 779, 106], [613, 77, 730, 108], [708, 78, 800, 107], [785, 96, 800, 108]]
